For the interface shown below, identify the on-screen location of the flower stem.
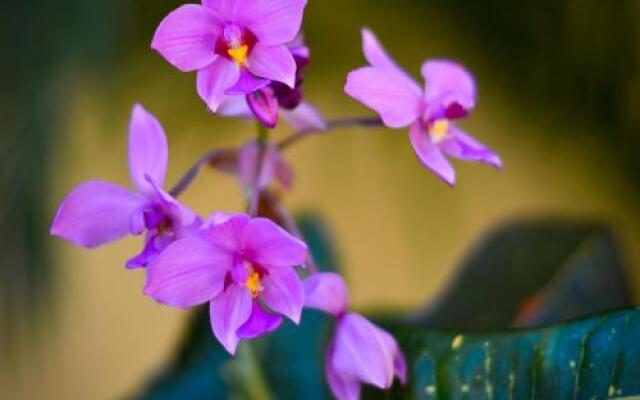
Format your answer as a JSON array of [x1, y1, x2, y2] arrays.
[[277, 116, 382, 151], [248, 123, 270, 217], [168, 116, 382, 199], [231, 343, 274, 400]]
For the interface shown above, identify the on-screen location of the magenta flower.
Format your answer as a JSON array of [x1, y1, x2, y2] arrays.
[[218, 36, 327, 131], [145, 213, 307, 354], [303, 273, 406, 400], [152, 0, 308, 113], [345, 29, 502, 186], [50, 104, 199, 268]]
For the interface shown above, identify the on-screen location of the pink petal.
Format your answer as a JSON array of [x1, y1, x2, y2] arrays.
[[237, 300, 283, 339], [421, 59, 476, 120], [202, 213, 251, 254], [242, 217, 308, 267], [345, 67, 422, 128], [280, 101, 328, 132], [247, 43, 296, 88], [440, 126, 503, 168], [326, 345, 362, 400], [303, 272, 348, 317], [246, 87, 279, 128], [50, 180, 144, 248], [273, 150, 295, 190], [225, 71, 270, 96], [145, 177, 199, 230], [201, 0, 239, 20], [128, 104, 168, 194], [151, 4, 221, 72], [209, 285, 253, 354], [408, 122, 455, 186], [235, 0, 307, 45], [261, 266, 304, 323], [197, 57, 240, 112], [332, 314, 398, 389], [394, 347, 407, 385], [217, 95, 253, 118], [144, 238, 229, 308], [238, 140, 274, 191], [361, 28, 422, 95]]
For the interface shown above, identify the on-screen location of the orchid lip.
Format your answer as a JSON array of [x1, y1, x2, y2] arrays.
[[215, 25, 258, 66]]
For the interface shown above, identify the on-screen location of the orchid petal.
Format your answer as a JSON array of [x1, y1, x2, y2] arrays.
[[361, 28, 421, 94], [201, 0, 239, 20], [144, 238, 229, 308], [409, 122, 455, 186], [225, 71, 270, 96], [280, 101, 328, 132], [209, 285, 253, 354], [246, 87, 279, 128], [273, 149, 295, 190], [303, 272, 348, 317], [197, 57, 240, 112], [247, 43, 296, 88], [151, 4, 221, 72], [202, 213, 251, 254], [145, 177, 199, 229], [126, 236, 158, 269], [345, 67, 422, 128], [332, 314, 397, 389], [217, 95, 253, 118], [128, 104, 168, 194], [236, 0, 307, 45], [50, 181, 144, 248], [237, 140, 275, 191], [326, 347, 362, 400], [421, 60, 476, 120], [261, 266, 304, 323], [242, 217, 307, 267], [440, 126, 503, 168], [237, 300, 283, 339]]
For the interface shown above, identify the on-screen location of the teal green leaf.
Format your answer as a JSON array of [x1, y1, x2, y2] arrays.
[[418, 220, 631, 331], [365, 308, 640, 399]]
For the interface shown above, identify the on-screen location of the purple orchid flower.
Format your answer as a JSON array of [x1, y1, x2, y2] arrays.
[[303, 273, 407, 400], [152, 0, 308, 113], [50, 104, 199, 268], [218, 35, 327, 131], [236, 139, 294, 193], [145, 212, 308, 354], [345, 28, 502, 186]]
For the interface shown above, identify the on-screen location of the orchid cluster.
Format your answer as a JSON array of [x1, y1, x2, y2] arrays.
[[50, 1, 501, 399]]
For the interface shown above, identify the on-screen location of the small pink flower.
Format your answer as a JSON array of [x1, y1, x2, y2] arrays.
[[303, 273, 406, 400], [345, 28, 502, 186], [144, 213, 307, 354], [152, 0, 308, 113], [50, 104, 199, 268]]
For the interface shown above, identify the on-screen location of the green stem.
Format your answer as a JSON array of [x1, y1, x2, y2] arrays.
[[249, 122, 270, 216], [231, 343, 274, 400]]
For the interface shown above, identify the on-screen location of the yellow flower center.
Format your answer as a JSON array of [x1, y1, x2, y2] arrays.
[[429, 119, 450, 142], [227, 45, 249, 66], [245, 269, 264, 299]]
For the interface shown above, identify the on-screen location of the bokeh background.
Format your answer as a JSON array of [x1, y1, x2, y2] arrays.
[[2, 0, 640, 398]]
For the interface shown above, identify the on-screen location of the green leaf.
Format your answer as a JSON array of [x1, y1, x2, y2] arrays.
[[417, 219, 631, 331], [366, 308, 640, 399]]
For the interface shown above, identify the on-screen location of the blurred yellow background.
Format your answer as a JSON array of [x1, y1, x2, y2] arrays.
[[2, 0, 640, 399]]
